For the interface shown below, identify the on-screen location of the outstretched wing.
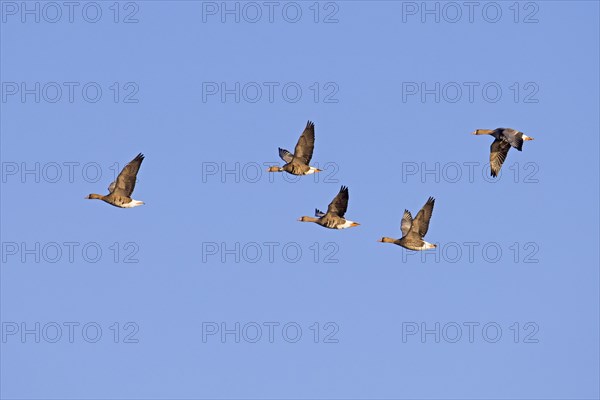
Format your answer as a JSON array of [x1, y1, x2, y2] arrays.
[[409, 197, 435, 238], [279, 148, 293, 163], [108, 180, 116, 193], [293, 120, 315, 165], [326, 185, 349, 217], [315, 208, 326, 218], [501, 128, 524, 151], [490, 139, 511, 177], [400, 210, 413, 237], [111, 153, 144, 197]]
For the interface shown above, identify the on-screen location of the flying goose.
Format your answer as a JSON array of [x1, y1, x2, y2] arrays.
[[378, 197, 436, 250], [85, 153, 145, 208], [267, 120, 322, 175], [472, 128, 534, 177], [298, 185, 360, 229]]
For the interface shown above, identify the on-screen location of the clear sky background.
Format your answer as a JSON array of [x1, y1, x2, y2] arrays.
[[1, 1, 599, 399]]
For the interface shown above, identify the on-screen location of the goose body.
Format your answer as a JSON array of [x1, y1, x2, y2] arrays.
[[267, 121, 322, 176], [86, 153, 145, 208], [378, 197, 436, 251], [472, 128, 534, 177], [298, 186, 360, 229]]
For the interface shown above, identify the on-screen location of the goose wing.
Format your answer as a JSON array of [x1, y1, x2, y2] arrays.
[[400, 210, 413, 237], [278, 148, 293, 163], [326, 185, 349, 218], [490, 139, 511, 177], [501, 128, 524, 151], [292, 120, 315, 165], [110, 153, 144, 197], [408, 197, 435, 238]]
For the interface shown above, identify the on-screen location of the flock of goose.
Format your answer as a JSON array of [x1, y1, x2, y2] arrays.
[[86, 122, 534, 251]]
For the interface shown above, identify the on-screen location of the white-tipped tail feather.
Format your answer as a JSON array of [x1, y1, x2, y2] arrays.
[[123, 199, 145, 208], [337, 220, 359, 229]]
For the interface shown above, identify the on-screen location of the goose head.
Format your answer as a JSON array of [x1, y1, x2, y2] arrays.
[[298, 216, 319, 223]]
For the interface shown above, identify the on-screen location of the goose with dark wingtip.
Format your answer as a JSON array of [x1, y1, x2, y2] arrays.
[[267, 120, 322, 175], [378, 197, 437, 250], [85, 153, 145, 208], [472, 128, 534, 177], [298, 186, 360, 229]]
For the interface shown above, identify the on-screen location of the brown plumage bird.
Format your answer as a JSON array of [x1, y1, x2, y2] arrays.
[[472, 128, 534, 177], [267, 120, 322, 175], [85, 153, 145, 208], [378, 197, 436, 250], [298, 186, 360, 229]]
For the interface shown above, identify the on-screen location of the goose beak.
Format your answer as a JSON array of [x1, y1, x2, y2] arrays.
[[471, 130, 477, 135], [297, 217, 302, 221]]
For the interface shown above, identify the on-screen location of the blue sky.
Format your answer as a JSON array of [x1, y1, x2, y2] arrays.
[[1, 1, 599, 399]]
